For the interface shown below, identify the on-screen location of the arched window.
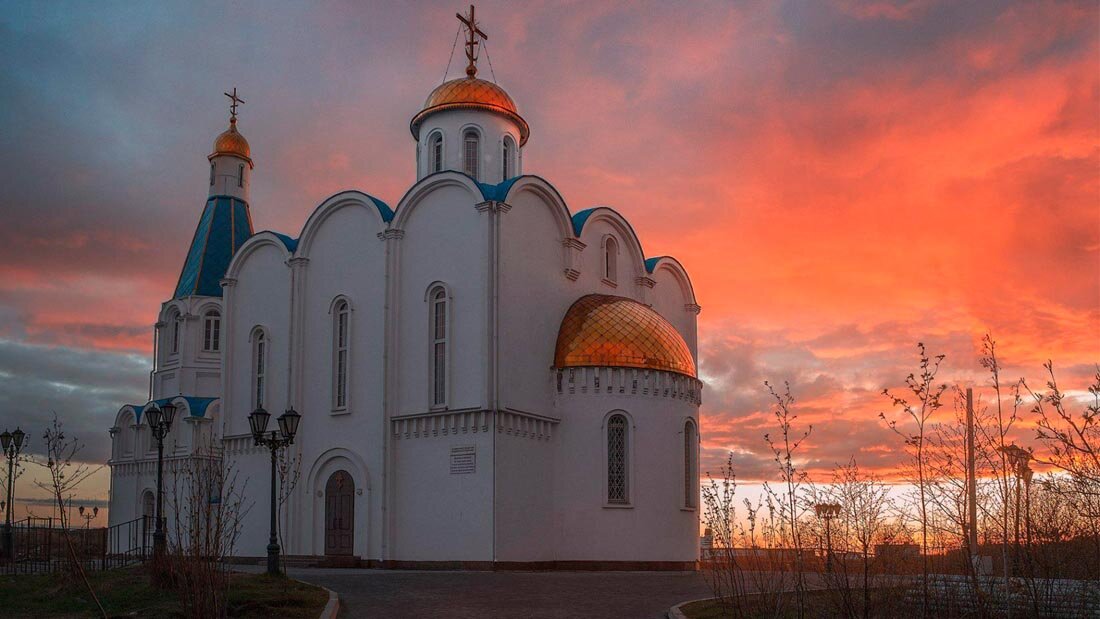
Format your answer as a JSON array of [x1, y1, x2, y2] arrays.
[[429, 286, 448, 408], [251, 328, 266, 410], [202, 310, 221, 352], [603, 237, 618, 283], [237, 164, 245, 188], [684, 419, 698, 508], [463, 129, 479, 179], [333, 300, 350, 410], [502, 136, 516, 179], [607, 414, 629, 504], [120, 413, 135, 456], [209, 162, 215, 186], [430, 132, 443, 173]]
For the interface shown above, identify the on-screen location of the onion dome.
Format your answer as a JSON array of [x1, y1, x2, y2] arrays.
[[210, 118, 252, 165], [410, 77, 529, 145], [554, 294, 696, 378]]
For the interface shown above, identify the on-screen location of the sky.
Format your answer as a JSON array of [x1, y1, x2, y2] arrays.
[[0, 0, 1097, 524]]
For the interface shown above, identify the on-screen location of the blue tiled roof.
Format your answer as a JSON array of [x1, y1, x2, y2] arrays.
[[477, 176, 522, 202], [136, 396, 218, 422], [174, 196, 253, 298], [366, 195, 395, 222], [644, 257, 664, 273], [571, 208, 597, 236], [269, 232, 299, 252]]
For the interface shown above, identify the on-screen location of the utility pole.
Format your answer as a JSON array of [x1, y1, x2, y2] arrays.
[[966, 388, 979, 556]]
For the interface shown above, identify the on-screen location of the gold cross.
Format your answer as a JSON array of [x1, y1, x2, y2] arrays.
[[456, 4, 487, 78], [224, 87, 245, 122]]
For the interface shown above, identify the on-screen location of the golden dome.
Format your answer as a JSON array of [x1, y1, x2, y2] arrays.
[[554, 294, 696, 378], [210, 119, 252, 163], [410, 77, 529, 145]]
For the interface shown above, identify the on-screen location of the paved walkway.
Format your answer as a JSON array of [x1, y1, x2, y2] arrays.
[[240, 566, 712, 618]]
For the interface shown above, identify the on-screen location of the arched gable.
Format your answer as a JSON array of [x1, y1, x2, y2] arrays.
[[645, 256, 698, 307], [495, 175, 574, 240], [572, 207, 647, 281], [224, 232, 293, 281], [389, 171, 486, 230], [296, 190, 394, 257]]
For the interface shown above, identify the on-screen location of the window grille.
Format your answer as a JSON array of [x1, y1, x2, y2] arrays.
[[253, 330, 266, 409], [463, 131, 479, 179], [431, 288, 448, 407], [684, 420, 697, 508], [203, 311, 221, 352], [607, 415, 628, 504], [333, 301, 349, 409], [431, 133, 443, 173]]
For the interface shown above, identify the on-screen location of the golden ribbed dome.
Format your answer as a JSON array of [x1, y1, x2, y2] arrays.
[[410, 77, 529, 145], [210, 119, 252, 163], [554, 294, 696, 378]]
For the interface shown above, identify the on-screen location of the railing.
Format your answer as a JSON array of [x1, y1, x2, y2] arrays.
[[0, 516, 150, 575]]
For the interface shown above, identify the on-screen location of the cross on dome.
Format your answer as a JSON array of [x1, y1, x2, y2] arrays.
[[456, 4, 487, 78], [224, 87, 245, 123]]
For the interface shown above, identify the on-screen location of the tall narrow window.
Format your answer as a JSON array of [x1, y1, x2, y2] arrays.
[[202, 310, 221, 352], [430, 287, 448, 408], [502, 136, 515, 179], [607, 414, 629, 504], [169, 312, 180, 354], [252, 329, 266, 410], [684, 420, 698, 508], [209, 162, 215, 186], [237, 164, 244, 188], [333, 300, 349, 409], [604, 237, 618, 283], [463, 130, 479, 179], [430, 132, 443, 173]]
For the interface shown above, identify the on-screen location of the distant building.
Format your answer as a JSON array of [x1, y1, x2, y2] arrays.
[[875, 543, 920, 559]]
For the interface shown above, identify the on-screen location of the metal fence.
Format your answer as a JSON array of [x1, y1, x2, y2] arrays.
[[0, 515, 150, 575]]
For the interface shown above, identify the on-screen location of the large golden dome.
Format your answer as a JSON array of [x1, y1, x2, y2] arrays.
[[410, 77, 529, 145], [210, 119, 252, 163], [554, 294, 696, 378]]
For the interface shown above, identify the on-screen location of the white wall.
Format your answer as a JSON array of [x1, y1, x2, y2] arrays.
[[416, 109, 523, 184]]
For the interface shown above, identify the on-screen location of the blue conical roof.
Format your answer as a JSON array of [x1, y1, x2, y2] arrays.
[[173, 195, 253, 298]]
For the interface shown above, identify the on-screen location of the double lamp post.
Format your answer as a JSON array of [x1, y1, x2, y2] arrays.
[[248, 406, 300, 576], [143, 402, 300, 577]]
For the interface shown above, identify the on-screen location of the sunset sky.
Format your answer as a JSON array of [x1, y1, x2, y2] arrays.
[[0, 0, 1097, 522]]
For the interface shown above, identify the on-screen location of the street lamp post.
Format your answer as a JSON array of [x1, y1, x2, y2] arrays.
[[145, 403, 177, 560], [814, 503, 842, 573], [248, 407, 301, 576], [78, 505, 99, 529], [1, 427, 26, 561]]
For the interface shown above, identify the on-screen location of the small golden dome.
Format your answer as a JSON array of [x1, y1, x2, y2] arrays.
[[210, 119, 252, 163], [554, 294, 696, 378], [410, 77, 529, 145]]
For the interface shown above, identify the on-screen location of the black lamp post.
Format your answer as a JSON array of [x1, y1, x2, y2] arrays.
[[145, 403, 177, 559], [248, 406, 301, 576], [1, 427, 26, 561]]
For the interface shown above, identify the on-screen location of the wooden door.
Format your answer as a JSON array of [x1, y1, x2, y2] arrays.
[[324, 470, 354, 556]]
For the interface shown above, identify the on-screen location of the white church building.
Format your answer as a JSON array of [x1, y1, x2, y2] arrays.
[[107, 8, 702, 569]]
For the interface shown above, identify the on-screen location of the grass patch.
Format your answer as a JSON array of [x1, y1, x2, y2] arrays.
[[0, 566, 328, 619]]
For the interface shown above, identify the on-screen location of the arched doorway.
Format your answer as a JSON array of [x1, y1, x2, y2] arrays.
[[324, 470, 354, 556]]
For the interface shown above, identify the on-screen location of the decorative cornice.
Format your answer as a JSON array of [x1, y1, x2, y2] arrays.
[[564, 268, 581, 281], [377, 229, 406, 241], [287, 256, 309, 267], [562, 238, 586, 251], [220, 277, 237, 288], [635, 276, 656, 289], [475, 200, 512, 214], [685, 303, 702, 315]]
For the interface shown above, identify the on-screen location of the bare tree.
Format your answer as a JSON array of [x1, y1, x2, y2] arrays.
[[34, 414, 105, 618], [880, 342, 947, 617], [276, 446, 301, 573]]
